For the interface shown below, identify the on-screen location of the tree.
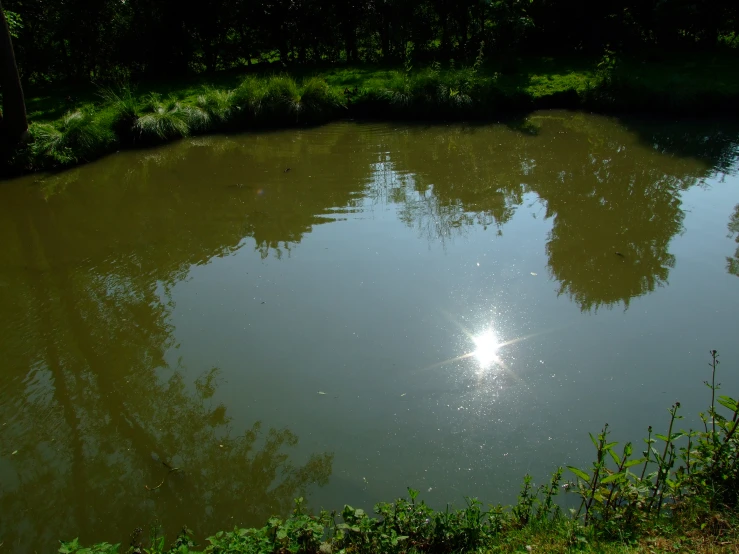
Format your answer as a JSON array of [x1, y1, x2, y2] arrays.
[[0, 0, 27, 146]]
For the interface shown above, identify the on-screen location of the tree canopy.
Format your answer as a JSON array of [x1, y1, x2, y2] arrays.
[[3, 0, 739, 84]]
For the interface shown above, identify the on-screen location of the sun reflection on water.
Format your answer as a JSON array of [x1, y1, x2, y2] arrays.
[[417, 310, 551, 381], [472, 330, 501, 368]]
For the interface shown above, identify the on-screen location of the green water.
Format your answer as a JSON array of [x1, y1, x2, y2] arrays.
[[1, 112, 739, 552]]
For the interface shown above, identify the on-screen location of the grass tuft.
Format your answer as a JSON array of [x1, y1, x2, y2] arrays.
[[298, 77, 346, 122], [262, 75, 302, 121], [99, 85, 140, 141], [133, 94, 205, 142], [28, 110, 115, 168], [195, 87, 234, 128], [231, 76, 267, 122]]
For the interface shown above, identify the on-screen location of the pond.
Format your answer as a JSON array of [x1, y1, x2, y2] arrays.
[[1, 111, 739, 552]]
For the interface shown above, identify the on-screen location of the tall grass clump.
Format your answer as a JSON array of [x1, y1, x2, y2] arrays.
[[298, 77, 346, 123], [231, 76, 267, 123], [384, 64, 475, 118], [28, 109, 115, 168], [134, 93, 207, 142], [99, 84, 140, 141], [195, 87, 235, 129], [261, 75, 302, 122], [231, 75, 344, 125]]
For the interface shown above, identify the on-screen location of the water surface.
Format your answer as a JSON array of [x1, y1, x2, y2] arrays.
[[1, 112, 739, 551]]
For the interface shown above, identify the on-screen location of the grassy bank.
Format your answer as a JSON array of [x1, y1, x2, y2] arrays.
[[6, 54, 739, 177], [59, 351, 739, 553]]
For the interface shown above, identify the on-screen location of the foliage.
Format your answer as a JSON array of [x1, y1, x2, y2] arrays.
[[133, 94, 206, 142], [196, 88, 234, 128], [5, 0, 739, 87], [59, 538, 120, 554], [298, 77, 346, 122], [565, 350, 739, 538], [230, 77, 267, 122], [99, 84, 140, 140], [9, 57, 739, 176], [4, 9, 23, 39], [261, 76, 302, 121], [58, 350, 739, 553], [28, 109, 114, 167]]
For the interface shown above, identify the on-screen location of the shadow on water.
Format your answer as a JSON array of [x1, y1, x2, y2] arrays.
[[616, 117, 739, 176], [0, 113, 738, 552]]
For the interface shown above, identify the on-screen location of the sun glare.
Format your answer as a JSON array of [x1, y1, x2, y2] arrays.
[[472, 330, 500, 368]]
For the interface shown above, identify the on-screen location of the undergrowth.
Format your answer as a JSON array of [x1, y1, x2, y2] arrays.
[[60, 351, 739, 553], [12, 75, 350, 172], [7, 52, 739, 176], [6, 52, 739, 175]]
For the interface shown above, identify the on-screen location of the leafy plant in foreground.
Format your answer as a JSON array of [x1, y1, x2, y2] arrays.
[[565, 350, 738, 536]]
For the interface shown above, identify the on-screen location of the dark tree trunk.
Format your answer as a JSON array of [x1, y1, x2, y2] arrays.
[[0, 1, 28, 146]]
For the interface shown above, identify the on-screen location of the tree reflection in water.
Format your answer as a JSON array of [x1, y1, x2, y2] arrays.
[[0, 115, 737, 552]]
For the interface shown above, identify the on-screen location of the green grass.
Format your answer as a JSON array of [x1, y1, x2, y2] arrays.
[[8, 53, 739, 176], [58, 350, 739, 554]]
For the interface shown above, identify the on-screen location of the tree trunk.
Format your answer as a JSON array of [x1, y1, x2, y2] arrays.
[[0, 1, 28, 145]]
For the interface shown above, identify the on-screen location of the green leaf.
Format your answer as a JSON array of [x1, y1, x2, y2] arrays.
[[624, 458, 647, 469], [589, 433, 598, 449], [654, 433, 668, 441], [718, 396, 738, 412], [607, 449, 620, 465], [600, 473, 623, 484], [567, 466, 590, 482], [276, 529, 288, 540], [59, 539, 81, 554]]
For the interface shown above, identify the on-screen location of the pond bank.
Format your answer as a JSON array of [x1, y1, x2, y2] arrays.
[[7, 54, 739, 178]]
